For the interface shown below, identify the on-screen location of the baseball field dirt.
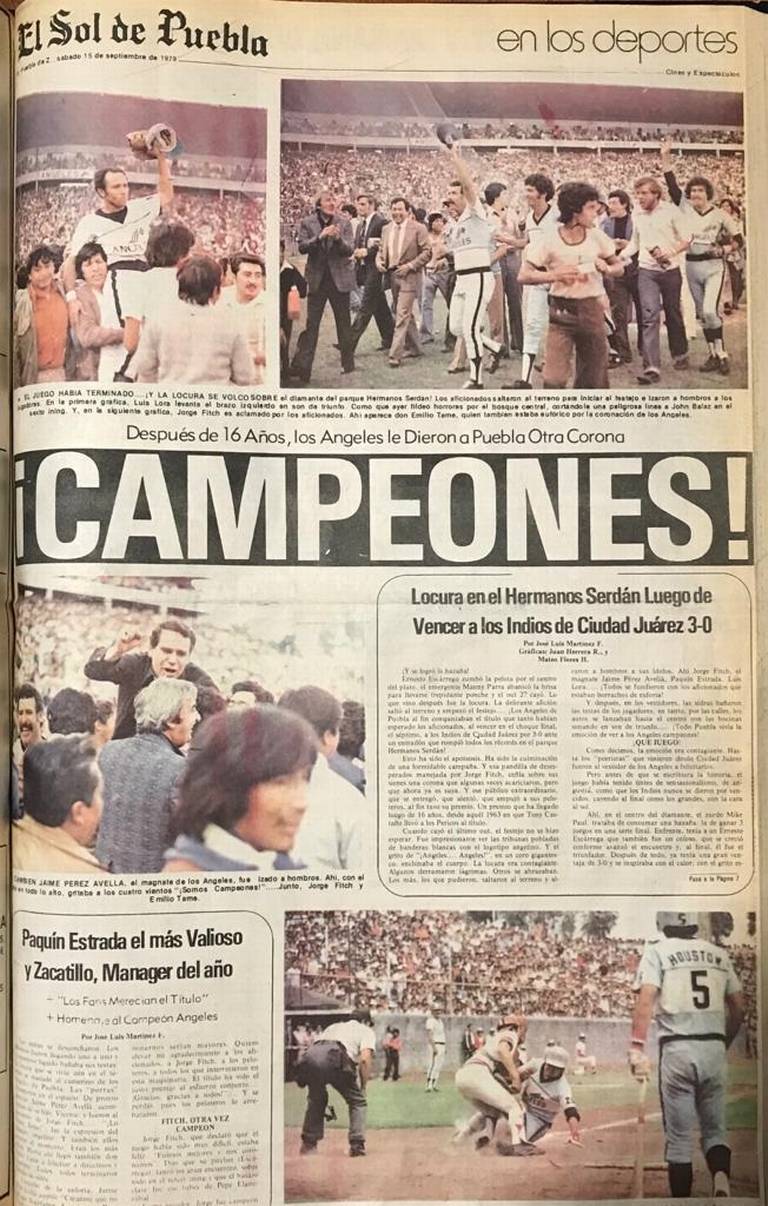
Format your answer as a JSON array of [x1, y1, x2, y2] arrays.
[[284, 1068, 759, 1201]]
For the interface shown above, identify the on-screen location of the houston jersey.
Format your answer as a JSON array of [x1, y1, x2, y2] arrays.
[[633, 936, 741, 1038], [68, 194, 161, 266], [520, 1059, 574, 1124]]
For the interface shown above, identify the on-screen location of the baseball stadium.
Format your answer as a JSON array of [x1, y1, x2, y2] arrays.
[[280, 79, 747, 392], [16, 92, 266, 265], [284, 909, 759, 1201]]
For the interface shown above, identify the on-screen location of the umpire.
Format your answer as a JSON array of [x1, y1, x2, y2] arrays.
[[297, 1010, 376, 1157]]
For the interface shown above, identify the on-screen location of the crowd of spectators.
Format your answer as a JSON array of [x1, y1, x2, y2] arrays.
[[13, 589, 366, 877], [17, 145, 263, 182], [16, 183, 265, 265], [15, 591, 365, 708], [280, 145, 745, 239], [15, 165, 267, 386], [285, 910, 758, 1031], [282, 112, 743, 145]]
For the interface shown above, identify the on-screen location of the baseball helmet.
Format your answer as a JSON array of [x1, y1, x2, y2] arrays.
[[542, 1044, 568, 1071], [436, 121, 460, 148], [578, 1033, 586, 1040], [656, 911, 699, 935]]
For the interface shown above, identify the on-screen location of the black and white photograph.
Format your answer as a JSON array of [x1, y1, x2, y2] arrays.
[[13, 578, 366, 876]]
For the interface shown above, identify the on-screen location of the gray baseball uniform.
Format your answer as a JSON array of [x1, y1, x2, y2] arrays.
[[634, 935, 741, 1163]]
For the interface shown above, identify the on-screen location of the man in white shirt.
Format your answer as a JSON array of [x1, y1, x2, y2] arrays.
[[297, 1011, 376, 1157], [223, 253, 267, 385], [279, 686, 363, 870], [512, 172, 559, 389], [626, 174, 691, 384]]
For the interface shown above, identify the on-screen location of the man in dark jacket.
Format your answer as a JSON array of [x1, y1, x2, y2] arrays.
[[84, 616, 217, 739], [96, 678, 198, 873], [288, 190, 356, 384], [349, 193, 393, 353]]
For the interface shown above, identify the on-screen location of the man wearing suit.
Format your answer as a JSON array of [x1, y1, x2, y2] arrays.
[[349, 193, 393, 354], [376, 198, 431, 368], [289, 190, 356, 384]]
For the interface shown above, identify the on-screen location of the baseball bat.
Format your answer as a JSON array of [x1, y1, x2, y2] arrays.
[[632, 1076, 648, 1199]]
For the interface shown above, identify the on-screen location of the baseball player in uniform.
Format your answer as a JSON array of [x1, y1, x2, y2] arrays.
[[574, 1033, 597, 1076], [661, 142, 741, 376], [62, 141, 174, 380], [442, 139, 502, 390], [425, 1008, 446, 1090], [519, 1045, 582, 1145], [454, 1013, 539, 1156], [629, 912, 744, 1198], [509, 173, 559, 389], [296, 1010, 376, 1157]]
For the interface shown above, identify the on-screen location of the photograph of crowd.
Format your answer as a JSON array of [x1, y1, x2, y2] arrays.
[[12, 578, 366, 875], [280, 81, 746, 391], [15, 93, 267, 388], [283, 909, 758, 1201]]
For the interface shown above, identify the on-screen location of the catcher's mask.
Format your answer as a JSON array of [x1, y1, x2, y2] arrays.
[[540, 1045, 568, 1081], [499, 1013, 525, 1034]]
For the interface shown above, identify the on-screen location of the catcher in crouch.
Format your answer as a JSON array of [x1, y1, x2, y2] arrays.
[[453, 1013, 538, 1157]]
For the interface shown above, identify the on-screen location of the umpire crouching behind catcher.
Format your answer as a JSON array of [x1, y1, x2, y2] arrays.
[[297, 1010, 376, 1157]]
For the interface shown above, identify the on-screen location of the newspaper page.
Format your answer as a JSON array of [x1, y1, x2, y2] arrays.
[[0, 5, 12, 1199], [8, 1, 764, 1203]]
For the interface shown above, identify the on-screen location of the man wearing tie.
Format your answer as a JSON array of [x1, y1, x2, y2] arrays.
[[376, 198, 430, 368], [350, 193, 393, 355], [288, 190, 356, 384]]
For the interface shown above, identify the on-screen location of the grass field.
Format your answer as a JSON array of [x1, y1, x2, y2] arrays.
[[284, 1063, 759, 1201], [283, 281, 748, 394], [284, 1062, 757, 1132]]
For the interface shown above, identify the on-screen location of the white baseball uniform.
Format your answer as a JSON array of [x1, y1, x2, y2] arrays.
[[447, 197, 501, 385], [69, 193, 160, 379], [425, 1014, 446, 1086], [522, 203, 559, 358], [454, 1025, 526, 1143]]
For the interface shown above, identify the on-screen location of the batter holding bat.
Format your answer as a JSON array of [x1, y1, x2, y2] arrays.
[[453, 1013, 540, 1156], [61, 122, 176, 380], [437, 123, 502, 390], [629, 912, 744, 1199]]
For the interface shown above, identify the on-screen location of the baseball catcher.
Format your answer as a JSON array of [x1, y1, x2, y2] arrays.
[[454, 1013, 540, 1156]]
